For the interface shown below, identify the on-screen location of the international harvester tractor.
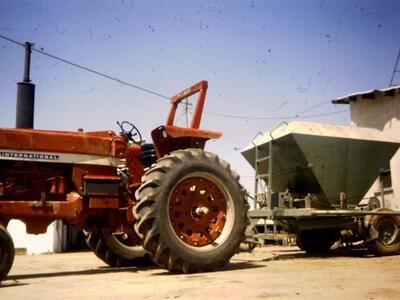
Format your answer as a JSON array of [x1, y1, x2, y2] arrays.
[[0, 81, 248, 281]]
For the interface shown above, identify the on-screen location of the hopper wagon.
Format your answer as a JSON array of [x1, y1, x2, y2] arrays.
[[242, 121, 400, 255]]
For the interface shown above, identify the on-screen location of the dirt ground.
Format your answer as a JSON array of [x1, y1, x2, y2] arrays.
[[1, 246, 399, 300]]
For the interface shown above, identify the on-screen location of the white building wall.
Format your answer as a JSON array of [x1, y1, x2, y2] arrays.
[[7, 220, 55, 254], [348, 92, 400, 210]]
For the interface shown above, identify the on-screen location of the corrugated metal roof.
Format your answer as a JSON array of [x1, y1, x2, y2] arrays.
[[332, 85, 400, 104]]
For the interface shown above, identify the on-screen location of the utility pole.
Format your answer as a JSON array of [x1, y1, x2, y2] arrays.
[[16, 42, 35, 128], [184, 98, 191, 127]]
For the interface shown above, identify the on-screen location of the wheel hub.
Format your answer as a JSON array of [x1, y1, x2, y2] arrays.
[[378, 219, 399, 246], [169, 177, 226, 247], [195, 206, 210, 216]]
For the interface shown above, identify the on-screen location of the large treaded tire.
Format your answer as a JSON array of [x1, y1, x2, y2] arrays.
[[365, 209, 400, 256], [134, 149, 249, 273], [0, 224, 15, 282], [84, 229, 150, 267]]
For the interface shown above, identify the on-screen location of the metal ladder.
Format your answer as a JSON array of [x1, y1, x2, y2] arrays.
[[390, 49, 400, 87], [252, 122, 288, 210], [253, 139, 272, 209]]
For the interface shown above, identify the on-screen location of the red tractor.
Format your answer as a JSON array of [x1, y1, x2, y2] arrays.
[[0, 81, 248, 280]]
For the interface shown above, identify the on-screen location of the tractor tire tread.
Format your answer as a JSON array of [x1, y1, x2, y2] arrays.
[[134, 148, 249, 273], [0, 224, 15, 282]]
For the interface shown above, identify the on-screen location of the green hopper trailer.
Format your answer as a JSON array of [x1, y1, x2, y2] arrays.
[[242, 121, 400, 255]]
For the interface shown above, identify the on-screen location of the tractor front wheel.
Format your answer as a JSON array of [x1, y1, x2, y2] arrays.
[[134, 149, 248, 273], [0, 224, 15, 282]]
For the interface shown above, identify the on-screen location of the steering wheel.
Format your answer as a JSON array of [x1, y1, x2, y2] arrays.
[[117, 121, 143, 144]]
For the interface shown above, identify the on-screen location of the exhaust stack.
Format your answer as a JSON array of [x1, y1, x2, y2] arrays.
[[16, 42, 35, 129]]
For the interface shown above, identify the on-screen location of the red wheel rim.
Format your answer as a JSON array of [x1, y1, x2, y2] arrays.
[[169, 177, 226, 247]]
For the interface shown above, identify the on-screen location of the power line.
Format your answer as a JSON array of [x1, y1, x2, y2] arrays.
[[0, 34, 24, 47], [0, 34, 170, 100], [32, 48, 170, 100], [297, 100, 330, 114], [219, 109, 349, 142], [0, 34, 349, 122], [204, 108, 348, 120], [299, 109, 348, 118]]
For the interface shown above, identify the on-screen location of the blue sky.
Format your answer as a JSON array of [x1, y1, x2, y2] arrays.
[[1, 0, 400, 191]]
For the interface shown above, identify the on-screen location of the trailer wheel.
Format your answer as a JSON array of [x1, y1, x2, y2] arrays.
[[0, 224, 15, 282], [297, 229, 340, 254], [134, 149, 248, 273], [365, 210, 400, 256], [239, 226, 260, 252], [84, 229, 150, 267]]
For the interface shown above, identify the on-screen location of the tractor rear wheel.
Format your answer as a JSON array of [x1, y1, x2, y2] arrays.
[[365, 209, 400, 256], [0, 224, 15, 282], [84, 229, 150, 267], [297, 229, 340, 254], [134, 149, 248, 273]]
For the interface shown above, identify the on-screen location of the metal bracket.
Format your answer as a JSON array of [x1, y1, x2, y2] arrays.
[[30, 192, 53, 209]]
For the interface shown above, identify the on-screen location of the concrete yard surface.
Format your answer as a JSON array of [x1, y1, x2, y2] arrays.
[[1, 246, 399, 300]]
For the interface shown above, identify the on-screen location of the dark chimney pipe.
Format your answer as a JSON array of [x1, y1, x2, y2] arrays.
[[16, 42, 35, 129]]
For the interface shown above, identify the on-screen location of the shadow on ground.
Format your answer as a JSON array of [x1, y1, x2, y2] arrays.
[[1, 247, 378, 285], [260, 247, 375, 262], [0, 282, 29, 288], [3, 265, 159, 282], [152, 261, 263, 276]]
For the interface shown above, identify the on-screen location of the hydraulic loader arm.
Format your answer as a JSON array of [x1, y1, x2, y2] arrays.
[[151, 80, 222, 158]]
